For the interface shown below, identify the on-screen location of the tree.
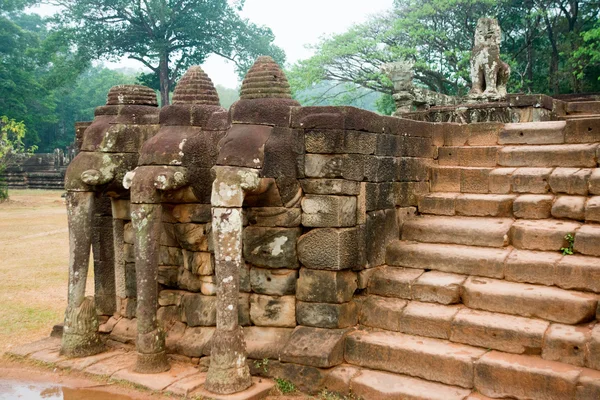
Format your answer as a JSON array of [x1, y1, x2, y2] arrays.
[[52, 0, 285, 106], [289, 0, 600, 114], [0, 116, 33, 200]]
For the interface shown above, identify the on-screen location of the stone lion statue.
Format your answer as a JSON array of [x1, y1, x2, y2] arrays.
[[468, 18, 510, 99]]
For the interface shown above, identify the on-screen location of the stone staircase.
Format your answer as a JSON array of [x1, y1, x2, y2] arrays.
[[343, 118, 600, 399]]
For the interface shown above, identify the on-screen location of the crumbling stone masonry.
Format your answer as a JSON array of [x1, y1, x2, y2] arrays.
[[53, 56, 600, 399]]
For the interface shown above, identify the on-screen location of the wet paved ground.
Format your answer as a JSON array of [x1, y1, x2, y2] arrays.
[[0, 379, 140, 399]]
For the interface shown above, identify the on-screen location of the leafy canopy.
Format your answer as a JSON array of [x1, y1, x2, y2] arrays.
[[52, 0, 285, 105]]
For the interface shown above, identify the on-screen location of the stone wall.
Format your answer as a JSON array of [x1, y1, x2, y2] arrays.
[[105, 104, 438, 384]]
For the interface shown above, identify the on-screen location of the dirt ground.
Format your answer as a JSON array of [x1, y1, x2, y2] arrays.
[[0, 189, 316, 399]]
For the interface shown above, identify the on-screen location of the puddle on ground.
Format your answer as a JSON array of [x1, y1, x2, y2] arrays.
[[0, 380, 138, 400]]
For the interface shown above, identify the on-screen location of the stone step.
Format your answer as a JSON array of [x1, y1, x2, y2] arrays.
[[567, 101, 600, 115], [402, 216, 512, 248], [367, 266, 465, 305], [498, 144, 598, 168], [345, 329, 488, 388], [438, 146, 500, 167], [359, 296, 550, 356], [474, 351, 583, 400], [510, 219, 581, 251], [462, 277, 597, 324], [418, 193, 515, 217], [499, 121, 566, 145], [387, 241, 600, 294], [348, 368, 472, 400], [386, 241, 509, 279]]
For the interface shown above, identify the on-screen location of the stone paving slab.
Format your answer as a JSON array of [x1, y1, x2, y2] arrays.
[[84, 352, 136, 376], [57, 350, 125, 371], [6, 337, 60, 357], [30, 348, 67, 364], [165, 372, 207, 396], [112, 362, 200, 391], [192, 377, 275, 400]]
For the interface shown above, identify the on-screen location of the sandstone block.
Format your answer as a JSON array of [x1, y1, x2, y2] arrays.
[[365, 209, 398, 267], [438, 147, 459, 166], [281, 326, 348, 368], [111, 199, 131, 220], [297, 227, 364, 270], [542, 323, 589, 367], [513, 194, 554, 219], [181, 293, 215, 326], [587, 324, 600, 369], [463, 277, 597, 324], [296, 301, 357, 328], [376, 133, 403, 156], [500, 121, 565, 145], [555, 255, 600, 293], [455, 194, 515, 217], [386, 241, 508, 279], [549, 168, 592, 195], [589, 168, 600, 194], [460, 168, 492, 193], [171, 204, 212, 223], [247, 359, 329, 394], [488, 168, 516, 194], [244, 326, 294, 360], [394, 181, 429, 206], [250, 268, 298, 296], [574, 224, 600, 256], [359, 296, 406, 332], [368, 266, 424, 299], [299, 179, 360, 195], [363, 182, 394, 211], [364, 156, 396, 182], [174, 223, 209, 252], [176, 326, 214, 357], [296, 268, 357, 303], [182, 250, 213, 276], [403, 136, 435, 158], [395, 157, 430, 182], [504, 249, 560, 285], [430, 167, 460, 192], [552, 195, 586, 220], [301, 195, 357, 227], [243, 227, 301, 269], [351, 369, 471, 400], [304, 153, 365, 181], [474, 351, 580, 400], [249, 294, 296, 327], [411, 271, 466, 305], [585, 196, 600, 222], [159, 246, 183, 266], [419, 193, 457, 215], [465, 122, 502, 145], [245, 207, 301, 227], [457, 146, 499, 167], [450, 308, 548, 354], [399, 301, 459, 340], [510, 219, 581, 251], [304, 129, 376, 154], [321, 365, 361, 396], [158, 290, 185, 306], [511, 168, 553, 193], [123, 222, 134, 244], [577, 369, 600, 400], [345, 330, 486, 388], [499, 144, 598, 168]]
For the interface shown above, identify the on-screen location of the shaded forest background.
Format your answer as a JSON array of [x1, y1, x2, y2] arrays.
[[1, 0, 600, 153]]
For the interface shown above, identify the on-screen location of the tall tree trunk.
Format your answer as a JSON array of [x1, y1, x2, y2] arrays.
[[159, 53, 170, 107], [544, 14, 560, 95]]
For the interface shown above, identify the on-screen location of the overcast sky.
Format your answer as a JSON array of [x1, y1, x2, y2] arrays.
[[31, 0, 393, 88]]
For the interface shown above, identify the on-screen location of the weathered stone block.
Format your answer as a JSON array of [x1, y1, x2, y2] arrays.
[[402, 136, 435, 158], [574, 224, 600, 257], [181, 293, 249, 327], [513, 194, 554, 219], [363, 182, 394, 211], [376, 134, 403, 156], [249, 294, 296, 327], [171, 204, 212, 223], [590, 168, 600, 195], [244, 326, 294, 360], [250, 267, 298, 296], [511, 168, 552, 193], [296, 301, 357, 328], [542, 323, 589, 367], [364, 156, 396, 182], [281, 326, 348, 368], [393, 181, 429, 207], [365, 209, 398, 267], [549, 168, 591, 195], [296, 268, 357, 303], [301, 195, 357, 227], [461, 168, 492, 193], [430, 167, 460, 192], [555, 255, 600, 293], [299, 179, 360, 195], [551, 196, 586, 220], [488, 168, 516, 194], [411, 271, 465, 305], [304, 129, 376, 155], [396, 157, 430, 182], [176, 326, 215, 357], [368, 266, 423, 299], [248, 359, 329, 394], [304, 154, 365, 181], [246, 207, 301, 227], [359, 295, 406, 332], [182, 250, 213, 276], [504, 249, 559, 285], [243, 227, 301, 269], [157, 265, 178, 287], [111, 199, 131, 220], [399, 301, 459, 340], [158, 290, 185, 307], [174, 223, 209, 252], [159, 246, 183, 266], [585, 196, 600, 222], [297, 227, 364, 270]]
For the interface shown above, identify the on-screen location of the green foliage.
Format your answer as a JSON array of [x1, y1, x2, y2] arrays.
[[216, 85, 240, 110], [275, 378, 296, 394], [289, 0, 600, 108], [318, 390, 362, 400], [561, 233, 575, 256], [0, 115, 31, 200], [52, 0, 285, 105], [253, 357, 269, 373]]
